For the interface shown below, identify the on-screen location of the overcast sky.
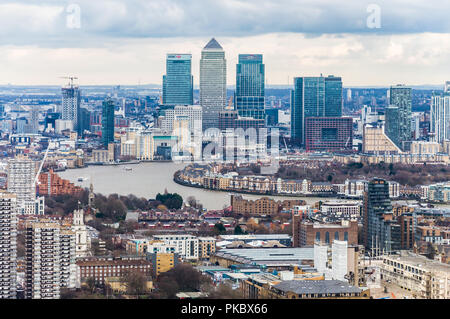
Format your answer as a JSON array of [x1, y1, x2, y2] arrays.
[[0, 0, 449, 86]]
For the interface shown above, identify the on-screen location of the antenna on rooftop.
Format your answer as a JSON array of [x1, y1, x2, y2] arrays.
[[60, 76, 78, 88]]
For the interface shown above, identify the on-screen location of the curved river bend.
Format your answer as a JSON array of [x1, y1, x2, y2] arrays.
[[59, 162, 331, 210]]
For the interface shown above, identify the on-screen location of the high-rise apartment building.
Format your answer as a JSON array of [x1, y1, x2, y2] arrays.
[[163, 54, 193, 105], [0, 192, 17, 299], [200, 38, 226, 130], [7, 156, 37, 214], [61, 84, 81, 134], [291, 75, 343, 145], [363, 178, 400, 255], [385, 85, 412, 150], [101, 99, 115, 147], [430, 88, 450, 143], [25, 220, 76, 299], [235, 54, 265, 120]]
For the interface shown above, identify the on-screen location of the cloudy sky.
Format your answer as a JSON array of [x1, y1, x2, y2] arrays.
[[0, 0, 449, 86]]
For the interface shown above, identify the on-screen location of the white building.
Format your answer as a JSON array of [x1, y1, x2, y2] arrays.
[[153, 234, 199, 260], [160, 105, 202, 136], [320, 200, 361, 220], [200, 38, 226, 130], [332, 240, 348, 281], [72, 209, 91, 258], [0, 192, 17, 299], [7, 156, 38, 214], [430, 90, 450, 143]]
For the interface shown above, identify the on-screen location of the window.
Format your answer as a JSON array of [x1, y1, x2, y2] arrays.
[[344, 232, 348, 241], [315, 232, 320, 242], [325, 232, 330, 244], [334, 232, 339, 240]]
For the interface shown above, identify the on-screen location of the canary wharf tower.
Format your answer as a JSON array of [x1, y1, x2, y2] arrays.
[[200, 38, 227, 130]]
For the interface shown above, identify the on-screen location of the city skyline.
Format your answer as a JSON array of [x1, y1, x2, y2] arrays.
[[0, 1, 449, 86]]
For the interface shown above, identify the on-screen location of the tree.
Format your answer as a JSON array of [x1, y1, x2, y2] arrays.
[[213, 223, 226, 235], [121, 271, 148, 297], [234, 225, 246, 235]]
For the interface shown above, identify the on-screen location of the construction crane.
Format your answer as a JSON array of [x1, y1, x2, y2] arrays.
[[33, 143, 51, 187], [60, 76, 78, 88]]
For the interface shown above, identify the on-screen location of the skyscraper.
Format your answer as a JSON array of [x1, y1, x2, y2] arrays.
[[325, 76, 343, 117], [363, 178, 400, 255], [0, 191, 17, 299], [200, 38, 226, 130], [235, 54, 265, 120], [430, 87, 450, 143], [101, 99, 115, 147], [291, 75, 343, 145], [162, 54, 193, 105], [385, 85, 412, 150], [61, 84, 81, 134]]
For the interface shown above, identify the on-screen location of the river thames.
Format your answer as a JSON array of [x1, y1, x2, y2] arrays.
[[58, 162, 327, 210]]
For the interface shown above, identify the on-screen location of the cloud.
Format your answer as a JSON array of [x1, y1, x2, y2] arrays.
[[0, 0, 449, 46]]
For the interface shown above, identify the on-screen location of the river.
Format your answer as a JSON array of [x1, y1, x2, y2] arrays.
[[58, 162, 327, 210]]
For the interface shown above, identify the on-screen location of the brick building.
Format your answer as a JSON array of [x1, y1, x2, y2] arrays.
[[231, 195, 304, 215], [38, 169, 83, 196], [77, 256, 152, 285], [293, 220, 358, 247]]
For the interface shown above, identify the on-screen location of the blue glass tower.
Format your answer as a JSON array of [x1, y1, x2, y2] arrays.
[[291, 75, 342, 145], [101, 99, 115, 147], [235, 54, 265, 120], [162, 54, 193, 105]]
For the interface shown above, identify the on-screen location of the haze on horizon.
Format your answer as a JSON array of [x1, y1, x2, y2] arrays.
[[0, 0, 449, 87]]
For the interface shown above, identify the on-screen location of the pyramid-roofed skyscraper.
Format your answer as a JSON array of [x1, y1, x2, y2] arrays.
[[200, 38, 226, 130]]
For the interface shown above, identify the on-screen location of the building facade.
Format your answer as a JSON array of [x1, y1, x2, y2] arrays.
[[304, 117, 352, 152], [163, 54, 194, 105], [0, 192, 17, 299], [235, 54, 265, 120], [200, 38, 227, 130], [101, 99, 115, 147]]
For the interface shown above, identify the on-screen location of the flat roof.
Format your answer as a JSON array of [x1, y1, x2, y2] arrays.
[[273, 280, 361, 295]]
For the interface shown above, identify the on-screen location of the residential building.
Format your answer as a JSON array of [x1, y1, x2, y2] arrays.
[[231, 195, 304, 216], [61, 84, 81, 135], [152, 234, 199, 260], [200, 38, 226, 130], [385, 85, 412, 151], [0, 192, 17, 299], [295, 220, 358, 247], [381, 252, 450, 299], [147, 252, 179, 276], [362, 124, 402, 154], [430, 89, 450, 143], [25, 220, 77, 299]]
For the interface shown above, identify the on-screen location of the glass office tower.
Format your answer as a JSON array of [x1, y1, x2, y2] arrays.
[[291, 75, 343, 146], [101, 99, 115, 147], [200, 38, 226, 130], [235, 54, 265, 120], [162, 54, 194, 105]]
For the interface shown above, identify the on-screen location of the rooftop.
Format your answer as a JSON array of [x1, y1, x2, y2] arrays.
[[273, 280, 362, 295]]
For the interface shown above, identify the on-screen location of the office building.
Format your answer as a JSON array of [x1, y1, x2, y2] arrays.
[[200, 38, 226, 130], [385, 85, 412, 150], [61, 84, 81, 134], [304, 117, 352, 152], [25, 220, 77, 299], [235, 54, 265, 120], [430, 89, 450, 143], [101, 99, 115, 147], [0, 192, 17, 299], [160, 105, 202, 135], [163, 54, 193, 105], [291, 75, 343, 145]]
